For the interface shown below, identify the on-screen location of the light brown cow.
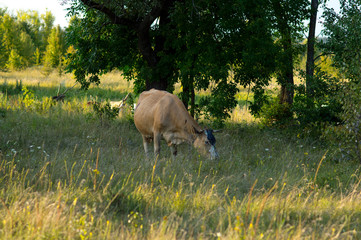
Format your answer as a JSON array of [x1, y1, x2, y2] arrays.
[[134, 89, 219, 159]]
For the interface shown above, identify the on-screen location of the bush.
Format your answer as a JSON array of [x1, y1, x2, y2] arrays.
[[334, 81, 361, 162], [258, 97, 293, 127], [91, 101, 119, 122], [197, 80, 238, 128], [292, 69, 342, 128]]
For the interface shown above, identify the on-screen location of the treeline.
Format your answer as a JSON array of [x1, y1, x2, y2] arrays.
[[0, 8, 66, 73]]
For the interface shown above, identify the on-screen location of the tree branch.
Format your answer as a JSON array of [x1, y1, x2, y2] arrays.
[[314, 52, 333, 62], [80, 0, 137, 27]]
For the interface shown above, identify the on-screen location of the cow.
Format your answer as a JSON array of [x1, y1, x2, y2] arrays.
[[134, 89, 219, 159]]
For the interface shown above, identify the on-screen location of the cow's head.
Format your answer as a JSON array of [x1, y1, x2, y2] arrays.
[[193, 129, 219, 159]]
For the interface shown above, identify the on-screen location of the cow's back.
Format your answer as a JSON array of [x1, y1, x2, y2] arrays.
[[134, 89, 172, 136]]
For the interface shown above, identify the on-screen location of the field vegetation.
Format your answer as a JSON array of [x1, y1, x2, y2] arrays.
[[1, 68, 361, 239]]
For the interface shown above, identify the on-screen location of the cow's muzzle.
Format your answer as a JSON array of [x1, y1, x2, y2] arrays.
[[209, 145, 219, 160]]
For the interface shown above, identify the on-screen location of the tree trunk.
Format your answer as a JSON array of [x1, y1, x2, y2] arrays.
[[190, 81, 195, 117], [181, 73, 195, 116], [181, 52, 196, 116], [279, 37, 294, 105], [146, 77, 169, 90], [181, 75, 190, 110], [138, 1, 175, 91], [271, 0, 294, 106], [306, 0, 319, 98]]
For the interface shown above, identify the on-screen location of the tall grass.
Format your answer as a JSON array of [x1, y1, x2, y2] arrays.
[[0, 68, 361, 239]]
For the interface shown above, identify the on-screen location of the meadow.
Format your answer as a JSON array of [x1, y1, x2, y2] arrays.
[[0, 68, 361, 239]]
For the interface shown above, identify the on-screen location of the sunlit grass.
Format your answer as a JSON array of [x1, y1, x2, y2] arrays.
[[0, 69, 360, 239]]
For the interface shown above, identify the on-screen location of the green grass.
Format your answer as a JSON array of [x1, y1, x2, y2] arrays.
[[1, 68, 361, 239]]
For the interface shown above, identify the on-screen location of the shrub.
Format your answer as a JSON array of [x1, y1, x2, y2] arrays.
[[258, 97, 293, 127], [91, 101, 119, 122], [197, 80, 238, 128], [22, 86, 35, 108], [335, 81, 361, 162], [292, 69, 342, 128]]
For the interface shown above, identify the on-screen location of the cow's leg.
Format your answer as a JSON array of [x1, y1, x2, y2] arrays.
[[142, 135, 151, 159], [187, 144, 192, 158], [153, 132, 161, 158], [170, 144, 177, 159]]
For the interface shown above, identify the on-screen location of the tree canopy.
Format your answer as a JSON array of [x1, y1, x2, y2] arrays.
[[66, 0, 298, 123]]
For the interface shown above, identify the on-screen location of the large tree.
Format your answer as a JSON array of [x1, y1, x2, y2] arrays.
[[270, 0, 309, 106], [67, 0, 180, 91], [66, 0, 277, 123]]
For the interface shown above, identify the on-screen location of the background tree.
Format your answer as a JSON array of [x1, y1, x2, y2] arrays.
[[305, 0, 319, 98], [18, 31, 35, 67], [288, 0, 343, 130], [323, 0, 361, 160], [43, 25, 65, 68], [40, 11, 55, 52], [0, 8, 8, 69], [0, 13, 20, 69], [17, 10, 42, 53], [0, 8, 59, 71], [6, 49, 24, 70], [270, 0, 309, 106], [248, 0, 309, 118], [43, 25, 66, 75]]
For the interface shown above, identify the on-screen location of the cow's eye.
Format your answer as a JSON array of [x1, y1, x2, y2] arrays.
[[205, 140, 210, 145]]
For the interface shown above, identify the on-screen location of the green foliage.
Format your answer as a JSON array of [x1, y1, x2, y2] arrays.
[[91, 101, 119, 122], [256, 69, 343, 131], [247, 0, 311, 117], [258, 97, 292, 127], [6, 49, 24, 71], [127, 211, 144, 232], [293, 69, 342, 128], [18, 30, 35, 67], [21, 86, 35, 107], [296, 39, 339, 78], [0, 107, 5, 118], [334, 82, 361, 161], [34, 47, 41, 65], [323, 0, 361, 161], [43, 25, 65, 68], [322, 0, 361, 82], [0, 9, 60, 71], [40, 10, 55, 50], [249, 85, 270, 117], [65, 14, 138, 90], [198, 81, 238, 127]]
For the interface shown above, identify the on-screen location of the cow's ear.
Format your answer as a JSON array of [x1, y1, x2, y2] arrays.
[[193, 126, 204, 134]]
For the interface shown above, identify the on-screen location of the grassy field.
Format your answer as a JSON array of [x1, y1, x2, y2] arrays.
[[1, 68, 361, 239]]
